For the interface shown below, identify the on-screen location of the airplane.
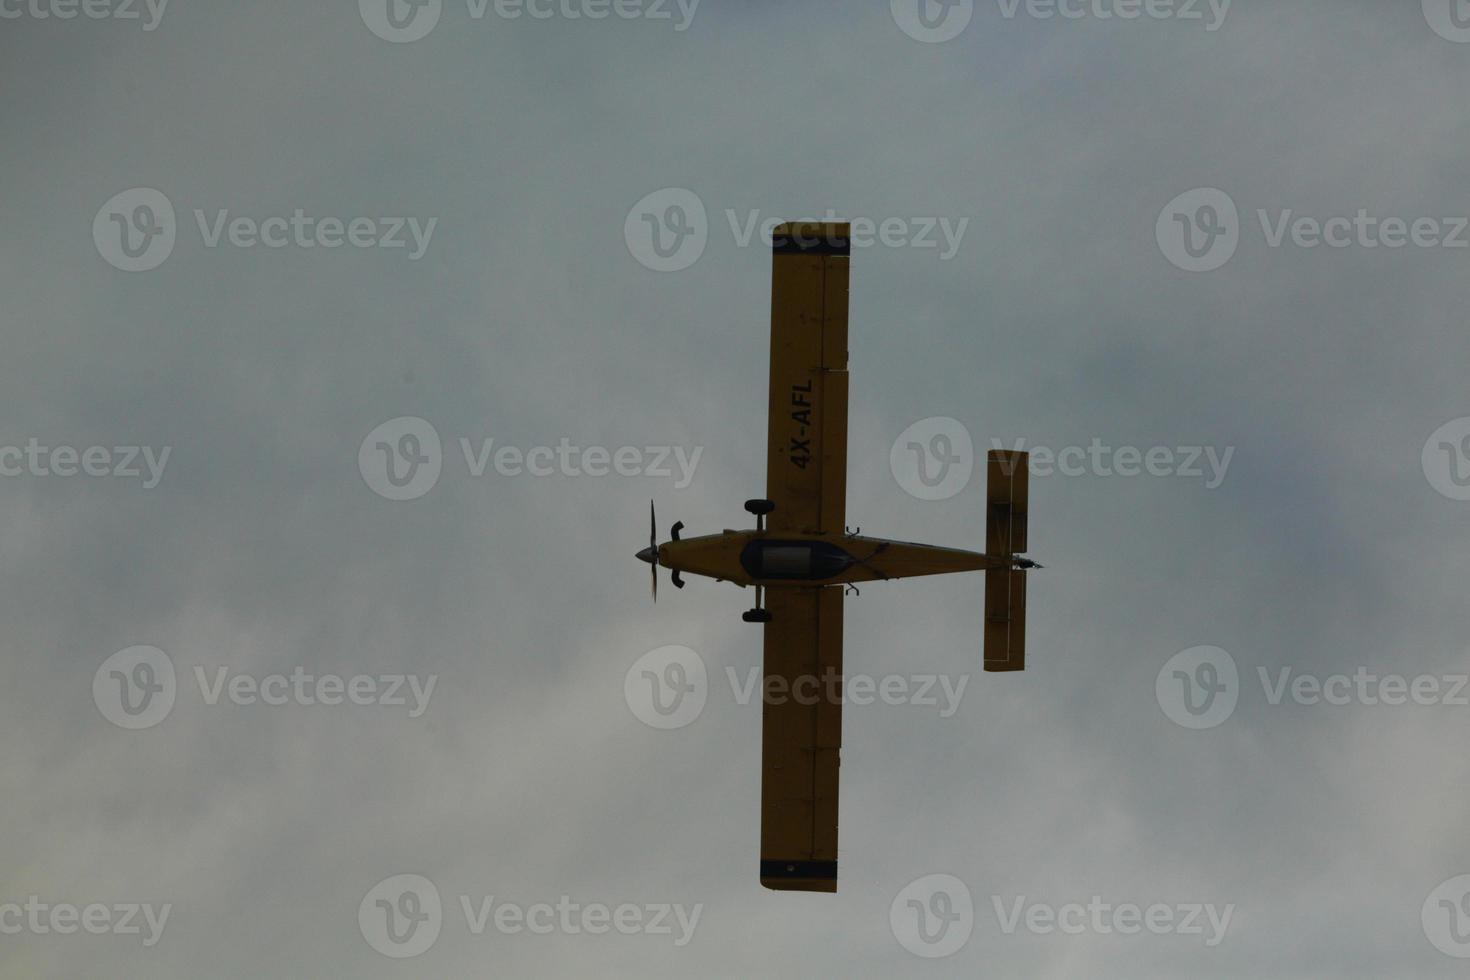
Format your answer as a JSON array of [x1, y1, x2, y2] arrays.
[[636, 221, 1039, 894]]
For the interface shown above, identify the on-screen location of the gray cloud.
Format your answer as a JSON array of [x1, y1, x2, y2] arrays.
[[4, 0, 1470, 975]]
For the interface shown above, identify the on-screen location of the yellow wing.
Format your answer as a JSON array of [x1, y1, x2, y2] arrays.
[[765, 222, 850, 535], [985, 450, 1029, 671], [759, 586, 843, 892]]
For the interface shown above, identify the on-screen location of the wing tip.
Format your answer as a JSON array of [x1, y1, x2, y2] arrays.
[[772, 221, 851, 257], [759, 859, 838, 893]]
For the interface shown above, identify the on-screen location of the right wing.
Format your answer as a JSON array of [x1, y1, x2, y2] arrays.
[[759, 586, 843, 892]]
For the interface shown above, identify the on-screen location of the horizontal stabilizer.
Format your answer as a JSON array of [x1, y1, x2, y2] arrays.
[[985, 450, 1029, 672]]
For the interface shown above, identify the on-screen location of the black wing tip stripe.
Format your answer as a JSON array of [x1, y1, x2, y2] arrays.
[[760, 859, 838, 880], [772, 236, 850, 257]]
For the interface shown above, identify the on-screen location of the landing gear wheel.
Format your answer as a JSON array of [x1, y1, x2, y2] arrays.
[[742, 609, 772, 623], [744, 499, 775, 516]]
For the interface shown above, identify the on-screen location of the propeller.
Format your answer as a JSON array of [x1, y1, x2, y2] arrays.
[[637, 503, 685, 599], [646, 500, 659, 601]]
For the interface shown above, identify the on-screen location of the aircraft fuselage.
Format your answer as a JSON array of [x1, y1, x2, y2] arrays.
[[643, 529, 1012, 589]]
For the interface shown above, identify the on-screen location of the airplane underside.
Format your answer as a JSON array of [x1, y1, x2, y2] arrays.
[[635, 221, 1038, 893], [651, 530, 1011, 590]]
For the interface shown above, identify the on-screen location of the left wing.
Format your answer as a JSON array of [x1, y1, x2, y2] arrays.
[[765, 222, 850, 535], [760, 586, 843, 892]]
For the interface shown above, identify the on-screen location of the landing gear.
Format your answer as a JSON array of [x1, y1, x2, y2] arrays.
[[743, 585, 771, 623], [744, 499, 774, 533]]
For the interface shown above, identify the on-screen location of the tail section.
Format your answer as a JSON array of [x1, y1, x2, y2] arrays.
[[985, 450, 1029, 672]]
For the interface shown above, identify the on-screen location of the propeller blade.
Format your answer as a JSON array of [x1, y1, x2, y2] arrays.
[[649, 500, 658, 602]]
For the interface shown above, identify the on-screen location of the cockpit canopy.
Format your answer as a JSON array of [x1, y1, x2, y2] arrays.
[[739, 539, 855, 582]]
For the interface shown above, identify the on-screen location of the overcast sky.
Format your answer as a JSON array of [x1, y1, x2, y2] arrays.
[[5, 0, 1470, 976]]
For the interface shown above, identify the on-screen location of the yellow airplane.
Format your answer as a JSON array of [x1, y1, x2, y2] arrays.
[[636, 221, 1039, 894]]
